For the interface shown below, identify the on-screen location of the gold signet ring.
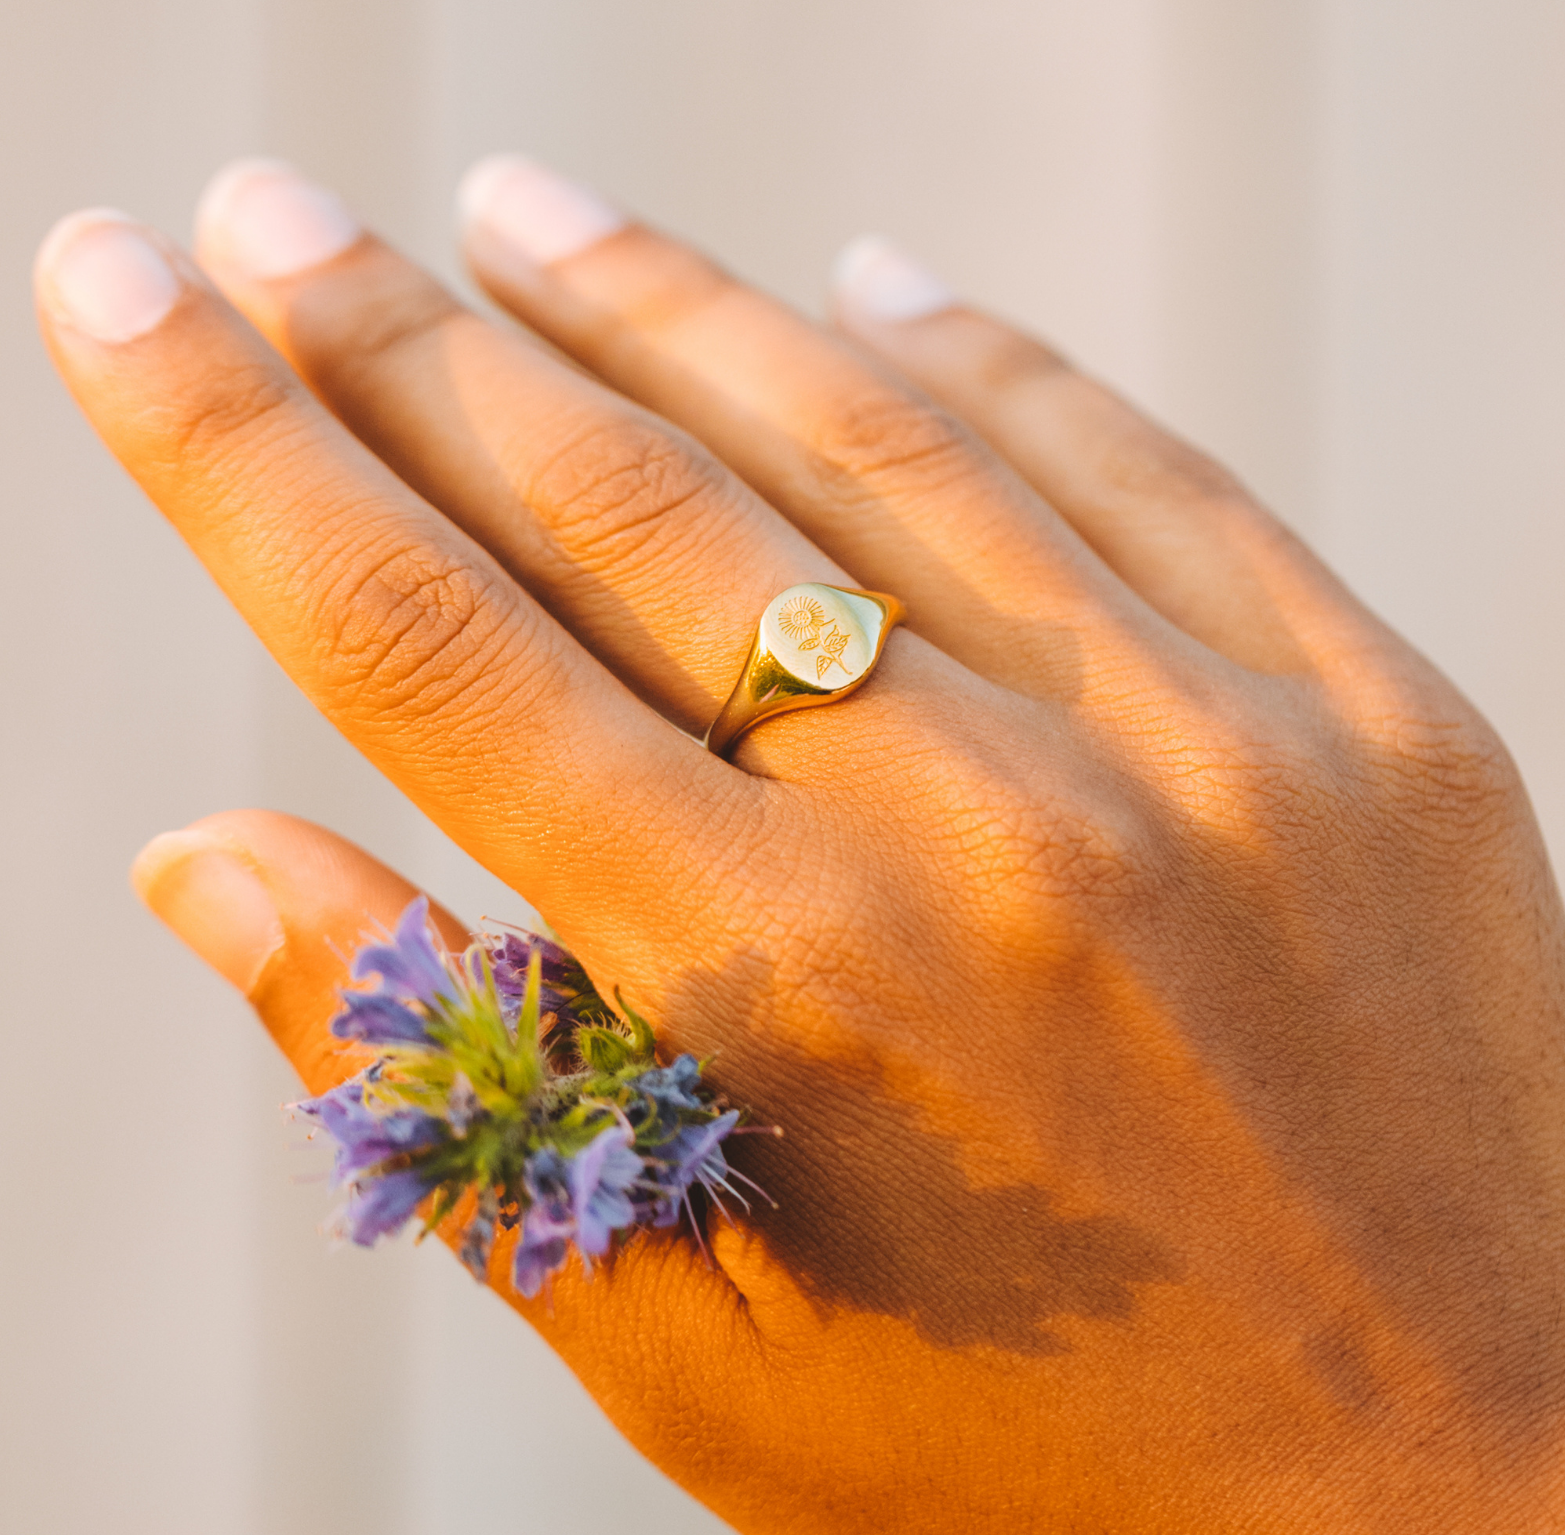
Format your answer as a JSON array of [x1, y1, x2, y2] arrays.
[[703, 583, 905, 759]]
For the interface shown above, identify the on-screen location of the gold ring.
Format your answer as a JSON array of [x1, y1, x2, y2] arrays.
[[703, 582, 905, 759]]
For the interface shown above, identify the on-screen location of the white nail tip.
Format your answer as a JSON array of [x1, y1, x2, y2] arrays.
[[458, 153, 625, 266], [197, 158, 360, 279], [39, 211, 181, 344], [35, 206, 134, 287], [832, 234, 956, 323], [193, 157, 292, 235], [456, 155, 520, 228]]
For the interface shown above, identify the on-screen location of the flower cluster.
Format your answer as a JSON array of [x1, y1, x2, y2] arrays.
[[294, 898, 765, 1297]]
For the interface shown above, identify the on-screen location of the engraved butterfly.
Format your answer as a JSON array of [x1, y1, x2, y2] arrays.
[[777, 596, 853, 681]]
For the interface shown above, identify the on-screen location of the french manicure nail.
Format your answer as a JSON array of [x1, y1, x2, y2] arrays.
[[196, 158, 360, 279], [132, 831, 285, 996], [458, 153, 625, 266], [38, 210, 181, 343], [832, 234, 956, 323]]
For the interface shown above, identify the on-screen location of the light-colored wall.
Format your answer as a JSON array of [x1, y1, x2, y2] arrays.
[[3, 3, 1562, 1531]]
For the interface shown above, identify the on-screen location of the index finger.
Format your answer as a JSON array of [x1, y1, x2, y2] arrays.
[[35, 209, 736, 931]]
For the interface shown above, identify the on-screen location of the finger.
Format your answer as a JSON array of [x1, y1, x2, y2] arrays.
[[457, 155, 1170, 695], [34, 208, 727, 933], [129, 810, 771, 1515], [132, 810, 473, 1092], [831, 237, 1382, 675], [192, 160, 866, 732]]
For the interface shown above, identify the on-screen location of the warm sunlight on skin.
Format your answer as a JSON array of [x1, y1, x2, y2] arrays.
[[39, 158, 1565, 1532]]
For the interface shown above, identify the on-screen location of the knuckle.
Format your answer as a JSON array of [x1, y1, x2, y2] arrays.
[[970, 327, 1070, 398], [1122, 683, 1329, 844], [313, 282, 466, 388], [1101, 430, 1245, 511], [1330, 659, 1523, 821], [312, 540, 521, 723], [1071, 385, 1247, 510], [158, 357, 300, 472], [1356, 704, 1521, 820], [809, 385, 977, 489], [525, 415, 732, 570], [1187, 669, 1523, 852], [613, 239, 732, 336], [968, 790, 1148, 919], [895, 722, 1149, 923]]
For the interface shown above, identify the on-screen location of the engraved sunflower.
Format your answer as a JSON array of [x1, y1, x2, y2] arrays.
[[777, 595, 827, 641]]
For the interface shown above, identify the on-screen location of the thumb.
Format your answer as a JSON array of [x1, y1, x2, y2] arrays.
[[130, 809, 771, 1517], [131, 807, 467, 1094]]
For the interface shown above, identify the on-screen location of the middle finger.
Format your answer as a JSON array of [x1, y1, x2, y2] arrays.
[[457, 156, 1174, 695]]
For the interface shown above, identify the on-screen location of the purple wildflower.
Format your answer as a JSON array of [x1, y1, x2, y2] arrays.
[[297, 1075, 446, 1184], [490, 931, 589, 1034], [299, 904, 769, 1297], [513, 1149, 575, 1297], [340, 1166, 435, 1246], [646, 1110, 742, 1228], [628, 1055, 703, 1129], [507, 1127, 642, 1295], [570, 1125, 643, 1258], [331, 896, 452, 1046], [512, 1202, 575, 1298], [332, 989, 432, 1046], [355, 896, 452, 1003]]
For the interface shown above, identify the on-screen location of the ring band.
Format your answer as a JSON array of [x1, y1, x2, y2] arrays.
[[703, 582, 905, 758]]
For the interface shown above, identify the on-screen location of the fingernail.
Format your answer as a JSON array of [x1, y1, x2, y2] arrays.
[[458, 153, 625, 266], [132, 830, 285, 996], [831, 235, 956, 323], [196, 158, 360, 279], [37, 210, 181, 343]]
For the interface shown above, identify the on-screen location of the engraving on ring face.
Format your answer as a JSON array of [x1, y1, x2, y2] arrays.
[[761, 585, 873, 688]]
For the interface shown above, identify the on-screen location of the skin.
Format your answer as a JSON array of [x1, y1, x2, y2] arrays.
[[35, 172, 1565, 1532]]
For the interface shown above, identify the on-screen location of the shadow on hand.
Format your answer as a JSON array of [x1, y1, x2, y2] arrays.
[[665, 960, 1181, 1358]]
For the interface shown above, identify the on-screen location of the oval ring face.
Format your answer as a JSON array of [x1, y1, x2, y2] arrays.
[[759, 583, 875, 691]]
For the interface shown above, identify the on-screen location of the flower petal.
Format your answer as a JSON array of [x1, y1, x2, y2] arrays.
[[330, 988, 431, 1045], [350, 895, 452, 1009], [570, 1124, 641, 1256], [646, 1110, 741, 1225], [512, 1198, 574, 1297], [341, 1167, 432, 1246], [296, 1077, 446, 1183]]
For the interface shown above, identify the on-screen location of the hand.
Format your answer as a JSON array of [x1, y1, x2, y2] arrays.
[[37, 159, 1565, 1533]]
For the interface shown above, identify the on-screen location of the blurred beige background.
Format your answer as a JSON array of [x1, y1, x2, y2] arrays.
[[3, 1, 1563, 1531]]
